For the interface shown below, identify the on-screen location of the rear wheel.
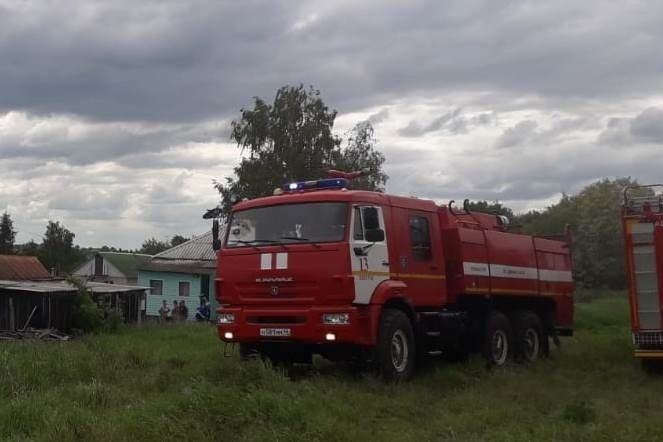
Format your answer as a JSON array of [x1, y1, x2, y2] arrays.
[[484, 311, 512, 367], [512, 311, 545, 363], [375, 309, 416, 381]]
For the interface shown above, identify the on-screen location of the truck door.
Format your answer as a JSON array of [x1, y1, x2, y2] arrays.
[[350, 205, 390, 304], [393, 209, 446, 306]]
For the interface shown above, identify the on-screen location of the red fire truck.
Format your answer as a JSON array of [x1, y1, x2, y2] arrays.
[[622, 184, 663, 369], [213, 176, 574, 380]]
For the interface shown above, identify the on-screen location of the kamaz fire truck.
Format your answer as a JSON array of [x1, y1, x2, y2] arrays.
[[622, 184, 663, 370], [212, 174, 575, 380]]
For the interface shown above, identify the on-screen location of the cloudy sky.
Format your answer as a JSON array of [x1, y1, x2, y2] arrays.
[[1, 0, 663, 249]]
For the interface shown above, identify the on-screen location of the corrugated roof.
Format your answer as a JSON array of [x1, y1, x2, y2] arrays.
[[100, 252, 152, 278], [152, 231, 217, 261], [138, 231, 219, 274], [0, 255, 50, 280], [0, 279, 148, 295]]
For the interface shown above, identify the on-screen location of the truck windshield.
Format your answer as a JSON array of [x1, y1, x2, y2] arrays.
[[225, 202, 348, 248]]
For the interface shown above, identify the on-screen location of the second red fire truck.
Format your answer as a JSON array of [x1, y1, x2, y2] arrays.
[[622, 184, 663, 370], [213, 176, 574, 380]]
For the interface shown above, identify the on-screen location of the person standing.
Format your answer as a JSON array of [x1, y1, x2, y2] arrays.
[[158, 300, 170, 324], [179, 300, 189, 322], [171, 300, 180, 322]]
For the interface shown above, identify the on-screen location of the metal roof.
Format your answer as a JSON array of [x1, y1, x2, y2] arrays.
[[139, 231, 219, 273], [98, 252, 152, 278], [153, 231, 217, 261], [0, 279, 148, 295], [0, 255, 51, 280]]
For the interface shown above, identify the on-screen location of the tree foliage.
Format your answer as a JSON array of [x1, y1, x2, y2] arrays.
[[140, 237, 171, 255], [214, 84, 387, 215], [39, 221, 84, 275], [0, 212, 16, 254], [171, 235, 189, 247]]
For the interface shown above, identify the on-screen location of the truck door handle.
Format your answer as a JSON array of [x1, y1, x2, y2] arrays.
[[382, 260, 389, 266]]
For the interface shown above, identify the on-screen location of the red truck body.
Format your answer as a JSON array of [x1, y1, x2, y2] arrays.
[[215, 180, 574, 378], [622, 185, 663, 364]]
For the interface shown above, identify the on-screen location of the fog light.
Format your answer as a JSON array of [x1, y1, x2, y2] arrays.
[[322, 313, 350, 325], [224, 332, 234, 340], [218, 313, 235, 324], [325, 333, 336, 341]]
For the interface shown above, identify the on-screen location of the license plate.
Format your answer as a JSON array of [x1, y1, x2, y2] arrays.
[[259, 328, 291, 337]]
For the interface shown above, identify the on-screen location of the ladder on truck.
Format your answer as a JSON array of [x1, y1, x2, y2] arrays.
[[623, 185, 663, 357]]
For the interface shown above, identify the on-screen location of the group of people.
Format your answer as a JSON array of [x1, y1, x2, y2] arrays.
[[158, 299, 189, 323], [158, 298, 212, 323]]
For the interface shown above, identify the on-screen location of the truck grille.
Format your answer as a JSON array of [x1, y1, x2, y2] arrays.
[[633, 331, 663, 349], [247, 316, 306, 325]]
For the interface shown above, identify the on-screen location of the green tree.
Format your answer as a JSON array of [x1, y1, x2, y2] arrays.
[[214, 84, 387, 215], [0, 212, 16, 254], [16, 240, 40, 257], [39, 221, 84, 275], [171, 235, 189, 247], [140, 237, 170, 255], [335, 121, 387, 191]]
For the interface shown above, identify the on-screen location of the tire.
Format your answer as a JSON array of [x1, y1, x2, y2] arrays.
[[484, 311, 512, 367], [512, 311, 545, 363], [375, 309, 416, 381]]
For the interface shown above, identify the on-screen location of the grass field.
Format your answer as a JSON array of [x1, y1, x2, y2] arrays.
[[2, 293, 663, 441]]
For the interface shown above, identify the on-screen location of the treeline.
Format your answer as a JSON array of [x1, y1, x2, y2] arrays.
[[0, 214, 189, 275], [471, 177, 637, 289]]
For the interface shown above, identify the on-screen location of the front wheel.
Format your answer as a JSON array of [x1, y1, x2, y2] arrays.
[[375, 309, 416, 381]]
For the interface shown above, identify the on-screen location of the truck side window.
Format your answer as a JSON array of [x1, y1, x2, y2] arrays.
[[353, 207, 364, 240], [409, 215, 432, 260]]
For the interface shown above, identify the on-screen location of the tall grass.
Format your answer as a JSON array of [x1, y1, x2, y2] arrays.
[[1, 294, 663, 441]]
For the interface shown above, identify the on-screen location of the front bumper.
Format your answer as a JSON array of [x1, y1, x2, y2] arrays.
[[216, 304, 380, 346]]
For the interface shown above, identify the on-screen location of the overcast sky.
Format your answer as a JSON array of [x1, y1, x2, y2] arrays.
[[1, 0, 663, 249]]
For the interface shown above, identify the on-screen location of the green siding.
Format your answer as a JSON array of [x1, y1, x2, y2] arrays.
[[138, 270, 218, 320]]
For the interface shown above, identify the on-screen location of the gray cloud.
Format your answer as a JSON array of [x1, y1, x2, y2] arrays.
[[1, 1, 663, 124], [598, 107, 663, 146]]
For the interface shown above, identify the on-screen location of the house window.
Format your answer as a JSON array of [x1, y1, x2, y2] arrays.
[[409, 215, 432, 261], [149, 280, 163, 296], [179, 281, 190, 297]]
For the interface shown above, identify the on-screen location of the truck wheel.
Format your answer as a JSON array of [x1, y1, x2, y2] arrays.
[[484, 311, 512, 367], [512, 311, 544, 363], [376, 309, 415, 381]]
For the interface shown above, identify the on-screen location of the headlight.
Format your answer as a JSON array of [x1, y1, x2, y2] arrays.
[[322, 313, 350, 325], [217, 313, 235, 324]]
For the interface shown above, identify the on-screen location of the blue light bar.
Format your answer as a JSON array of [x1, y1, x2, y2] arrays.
[[283, 178, 348, 192]]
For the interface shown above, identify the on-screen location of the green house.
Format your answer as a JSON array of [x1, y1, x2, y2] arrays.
[[138, 232, 217, 321]]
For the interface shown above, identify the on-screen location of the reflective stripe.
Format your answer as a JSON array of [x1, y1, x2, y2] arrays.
[[463, 262, 489, 277], [463, 262, 572, 282]]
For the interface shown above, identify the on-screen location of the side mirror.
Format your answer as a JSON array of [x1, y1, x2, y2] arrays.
[[365, 228, 384, 243], [212, 219, 221, 251]]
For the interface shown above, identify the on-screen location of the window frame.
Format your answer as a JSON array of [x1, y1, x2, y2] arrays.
[[178, 280, 191, 297], [408, 215, 432, 261], [149, 279, 163, 296]]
